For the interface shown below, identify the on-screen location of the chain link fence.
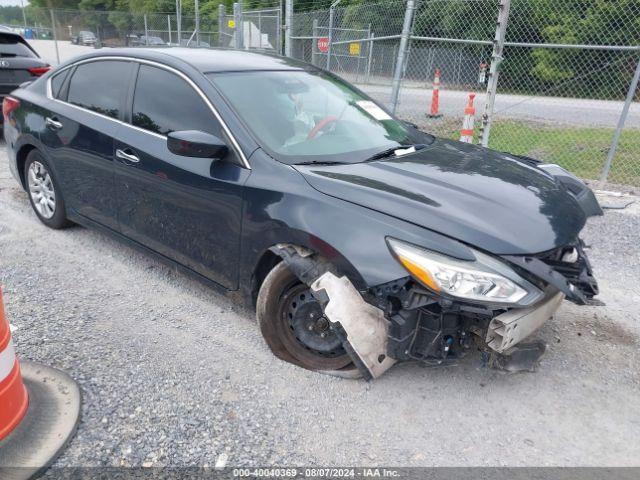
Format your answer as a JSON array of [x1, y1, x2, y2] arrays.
[[289, 0, 640, 187], [9, 0, 639, 186]]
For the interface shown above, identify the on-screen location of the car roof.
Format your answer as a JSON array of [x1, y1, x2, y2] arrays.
[[0, 30, 24, 39], [75, 47, 312, 73]]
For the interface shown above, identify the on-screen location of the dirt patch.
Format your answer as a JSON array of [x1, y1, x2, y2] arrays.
[[574, 314, 638, 347]]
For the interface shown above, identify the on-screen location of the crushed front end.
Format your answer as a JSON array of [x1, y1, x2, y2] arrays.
[[308, 237, 599, 380], [373, 238, 599, 374]]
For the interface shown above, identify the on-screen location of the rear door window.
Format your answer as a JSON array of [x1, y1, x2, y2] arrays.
[[0, 33, 37, 58], [131, 64, 221, 137], [67, 60, 132, 119]]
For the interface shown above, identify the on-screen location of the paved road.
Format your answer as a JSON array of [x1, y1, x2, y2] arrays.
[[1, 146, 639, 467], [361, 83, 640, 128], [30, 39, 639, 129]]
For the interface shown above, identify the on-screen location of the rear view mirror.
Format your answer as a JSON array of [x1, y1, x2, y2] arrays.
[[167, 130, 228, 159]]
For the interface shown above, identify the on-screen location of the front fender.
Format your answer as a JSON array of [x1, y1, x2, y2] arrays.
[[537, 163, 603, 218], [239, 149, 474, 295]]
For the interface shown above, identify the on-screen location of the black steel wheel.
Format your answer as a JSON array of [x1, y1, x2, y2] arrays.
[[257, 261, 352, 371]]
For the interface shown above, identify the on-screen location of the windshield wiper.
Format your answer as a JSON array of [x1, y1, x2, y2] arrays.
[[364, 144, 427, 162], [294, 160, 348, 166], [294, 160, 347, 165]]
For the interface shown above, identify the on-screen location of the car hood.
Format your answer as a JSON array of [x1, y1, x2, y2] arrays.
[[294, 138, 586, 255]]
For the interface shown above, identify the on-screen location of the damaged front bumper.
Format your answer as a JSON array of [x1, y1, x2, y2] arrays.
[[308, 241, 598, 380]]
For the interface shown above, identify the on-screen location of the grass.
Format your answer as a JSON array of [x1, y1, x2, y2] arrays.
[[421, 119, 640, 187], [486, 121, 640, 186]]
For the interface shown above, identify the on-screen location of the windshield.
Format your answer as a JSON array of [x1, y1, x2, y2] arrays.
[[208, 70, 433, 164]]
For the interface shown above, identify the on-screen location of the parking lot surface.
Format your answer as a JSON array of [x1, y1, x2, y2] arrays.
[[1, 145, 639, 467]]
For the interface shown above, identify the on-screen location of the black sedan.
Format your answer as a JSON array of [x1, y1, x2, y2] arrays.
[[0, 31, 50, 113], [2, 49, 601, 379]]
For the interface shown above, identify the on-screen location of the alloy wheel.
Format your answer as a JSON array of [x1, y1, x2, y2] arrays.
[[27, 161, 56, 219]]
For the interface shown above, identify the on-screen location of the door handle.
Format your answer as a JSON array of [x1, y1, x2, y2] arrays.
[[45, 117, 63, 130], [115, 148, 140, 164]]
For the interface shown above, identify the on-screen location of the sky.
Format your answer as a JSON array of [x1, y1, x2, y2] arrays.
[[0, 0, 27, 6]]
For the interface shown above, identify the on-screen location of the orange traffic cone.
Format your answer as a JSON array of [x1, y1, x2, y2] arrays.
[[426, 68, 443, 118], [0, 287, 81, 480], [0, 291, 28, 442], [459, 93, 476, 143]]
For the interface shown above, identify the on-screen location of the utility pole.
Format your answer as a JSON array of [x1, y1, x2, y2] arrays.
[[390, 0, 416, 113], [50, 9, 59, 64], [479, 0, 511, 147]]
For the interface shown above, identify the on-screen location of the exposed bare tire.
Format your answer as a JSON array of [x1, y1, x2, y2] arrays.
[[256, 261, 353, 372], [24, 150, 72, 229]]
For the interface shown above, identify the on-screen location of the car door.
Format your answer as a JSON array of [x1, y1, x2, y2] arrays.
[[113, 62, 250, 290], [40, 59, 135, 230]]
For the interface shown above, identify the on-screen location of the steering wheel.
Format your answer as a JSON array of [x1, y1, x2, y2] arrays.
[[307, 115, 339, 140]]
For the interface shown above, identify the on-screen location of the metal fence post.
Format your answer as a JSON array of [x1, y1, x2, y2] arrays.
[[390, 0, 416, 114], [599, 56, 640, 183], [327, 0, 342, 70], [176, 0, 181, 44], [218, 4, 225, 47], [234, 2, 243, 49], [284, 0, 292, 57], [312, 19, 318, 66], [144, 14, 149, 45], [479, 0, 511, 147], [248, 12, 253, 49], [366, 32, 375, 84], [167, 15, 172, 44], [277, 3, 282, 55], [50, 9, 60, 65], [195, 0, 200, 46]]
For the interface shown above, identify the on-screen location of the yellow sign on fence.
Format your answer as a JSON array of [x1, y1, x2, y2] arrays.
[[228, 19, 236, 28], [349, 42, 361, 56]]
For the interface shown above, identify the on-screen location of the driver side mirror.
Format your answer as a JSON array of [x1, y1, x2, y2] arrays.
[[167, 130, 229, 159]]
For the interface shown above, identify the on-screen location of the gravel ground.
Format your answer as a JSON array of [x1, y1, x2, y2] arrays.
[[1, 144, 639, 468]]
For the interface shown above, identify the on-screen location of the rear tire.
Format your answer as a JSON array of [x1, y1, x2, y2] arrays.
[[256, 261, 353, 372], [24, 150, 72, 229]]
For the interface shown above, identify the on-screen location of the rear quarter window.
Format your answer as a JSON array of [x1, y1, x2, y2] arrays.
[[50, 69, 70, 99]]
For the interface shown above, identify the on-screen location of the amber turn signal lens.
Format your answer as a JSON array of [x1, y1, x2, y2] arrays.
[[395, 254, 441, 293]]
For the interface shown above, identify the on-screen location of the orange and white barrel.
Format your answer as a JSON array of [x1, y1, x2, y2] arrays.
[[0, 287, 81, 479], [0, 289, 28, 442], [459, 93, 476, 143]]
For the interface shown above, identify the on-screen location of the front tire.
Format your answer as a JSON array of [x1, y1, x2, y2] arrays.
[[24, 150, 72, 229], [256, 261, 353, 372]]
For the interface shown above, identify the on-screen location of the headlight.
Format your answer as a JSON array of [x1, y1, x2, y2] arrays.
[[387, 238, 543, 307]]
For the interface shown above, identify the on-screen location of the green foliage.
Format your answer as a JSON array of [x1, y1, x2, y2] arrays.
[[0, 6, 25, 26]]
